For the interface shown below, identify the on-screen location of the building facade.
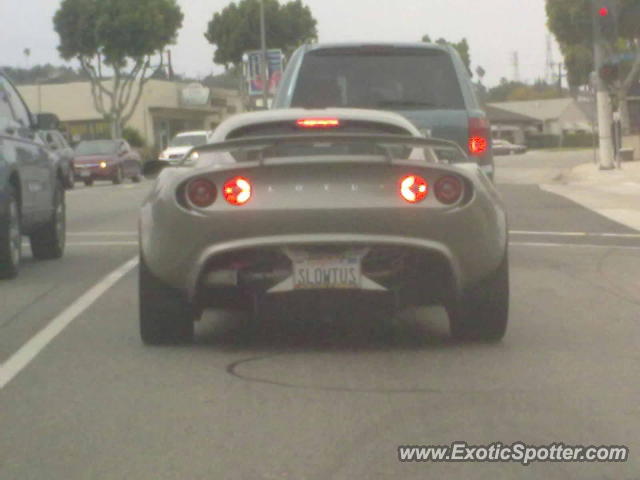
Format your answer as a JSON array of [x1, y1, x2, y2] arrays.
[[487, 98, 595, 146], [18, 79, 243, 149]]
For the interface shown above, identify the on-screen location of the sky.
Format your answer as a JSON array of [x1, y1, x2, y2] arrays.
[[0, 0, 562, 87]]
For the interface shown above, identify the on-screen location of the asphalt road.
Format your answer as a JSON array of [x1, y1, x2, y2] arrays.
[[1, 151, 639, 480]]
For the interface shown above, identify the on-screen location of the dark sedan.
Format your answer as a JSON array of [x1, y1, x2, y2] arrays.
[[39, 130, 75, 189], [492, 139, 528, 156], [73, 139, 142, 186], [0, 72, 66, 279]]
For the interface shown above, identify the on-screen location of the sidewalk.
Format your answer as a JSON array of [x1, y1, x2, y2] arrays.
[[542, 161, 640, 231]]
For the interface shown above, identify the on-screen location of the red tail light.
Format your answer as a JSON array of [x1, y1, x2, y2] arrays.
[[435, 176, 464, 205], [400, 175, 429, 204], [223, 176, 252, 206], [468, 117, 490, 156], [187, 179, 217, 208], [296, 118, 341, 128]]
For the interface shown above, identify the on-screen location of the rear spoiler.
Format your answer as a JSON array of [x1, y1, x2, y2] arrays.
[[187, 133, 467, 165]]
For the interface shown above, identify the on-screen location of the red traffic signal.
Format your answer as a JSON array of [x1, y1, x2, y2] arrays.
[[595, 2, 618, 40]]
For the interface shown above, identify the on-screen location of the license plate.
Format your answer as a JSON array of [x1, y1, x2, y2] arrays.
[[293, 253, 361, 290], [80, 170, 91, 178]]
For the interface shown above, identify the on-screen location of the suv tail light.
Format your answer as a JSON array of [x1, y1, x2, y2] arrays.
[[296, 118, 341, 128], [435, 176, 464, 205], [223, 176, 252, 206], [187, 179, 217, 207], [400, 175, 429, 204], [468, 117, 490, 156]]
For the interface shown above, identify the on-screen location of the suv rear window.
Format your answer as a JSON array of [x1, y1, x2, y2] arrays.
[[291, 47, 465, 111]]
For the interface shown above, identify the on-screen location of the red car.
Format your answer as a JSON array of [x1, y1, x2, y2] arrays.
[[73, 139, 142, 186]]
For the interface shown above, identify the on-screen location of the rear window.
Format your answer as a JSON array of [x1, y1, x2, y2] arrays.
[[170, 134, 208, 147], [291, 47, 465, 110], [75, 140, 118, 156]]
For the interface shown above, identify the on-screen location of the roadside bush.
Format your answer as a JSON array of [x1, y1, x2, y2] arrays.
[[122, 127, 146, 148], [525, 134, 561, 149], [525, 132, 598, 149], [563, 132, 598, 148]]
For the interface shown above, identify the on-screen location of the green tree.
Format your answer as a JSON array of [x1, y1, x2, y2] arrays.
[[53, 0, 183, 138], [487, 79, 566, 103], [546, 0, 640, 132], [0, 64, 89, 85], [422, 35, 473, 76], [205, 0, 317, 69]]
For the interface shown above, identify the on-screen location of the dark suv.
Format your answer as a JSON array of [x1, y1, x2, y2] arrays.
[[273, 42, 493, 178], [0, 72, 66, 279]]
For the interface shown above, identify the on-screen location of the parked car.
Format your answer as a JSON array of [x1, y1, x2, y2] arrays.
[[73, 139, 142, 186], [272, 42, 494, 179], [0, 72, 66, 279], [138, 109, 509, 345], [158, 130, 214, 164], [492, 139, 528, 156], [39, 129, 75, 189]]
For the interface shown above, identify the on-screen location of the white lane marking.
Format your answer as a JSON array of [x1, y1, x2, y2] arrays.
[[71, 231, 640, 239], [0, 257, 139, 390], [68, 230, 640, 238], [22, 242, 137, 247], [66, 242, 138, 246], [68, 232, 136, 236], [67, 188, 144, 195], [511, 242, 640, 250], [511, 230, 640, 238]]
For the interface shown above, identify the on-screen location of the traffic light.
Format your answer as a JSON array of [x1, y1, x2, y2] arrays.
[[595, 1, 619, 41]]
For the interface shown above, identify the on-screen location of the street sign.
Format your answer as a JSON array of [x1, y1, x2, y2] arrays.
[[244, 49, 284, 97], [181, 83, 211, 107]]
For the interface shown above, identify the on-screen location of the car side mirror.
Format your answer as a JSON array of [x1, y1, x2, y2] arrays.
[[29, 113, 39, 130], [143, 160, 170, 179]]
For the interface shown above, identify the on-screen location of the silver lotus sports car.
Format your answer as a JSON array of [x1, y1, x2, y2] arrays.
[[139, 109, 509, 344]]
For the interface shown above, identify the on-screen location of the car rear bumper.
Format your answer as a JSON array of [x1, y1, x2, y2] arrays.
[[140, 195, 508, 303], [185, 233, 463, 301], [74, 165, 116, 180]]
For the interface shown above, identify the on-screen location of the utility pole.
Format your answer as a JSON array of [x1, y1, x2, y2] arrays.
[[511, 51, 520, 83], [592, 0, 616, 170], [556, 62, 565, 95], [167, 49, 174, 81], [260, 0, 269, 109], [23, 48, 31, 70], [545, 35, 555, 84]]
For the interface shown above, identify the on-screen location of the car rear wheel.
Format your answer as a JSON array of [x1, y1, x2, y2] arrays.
[[447, 254, 509, 342], [0, 186, 22, 279], [139, 256, 196, 345], [30, 179, 66, 260], [131, 173, 141, 183], [83, 179, 94, 187], [112, 167, 123, 185]]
